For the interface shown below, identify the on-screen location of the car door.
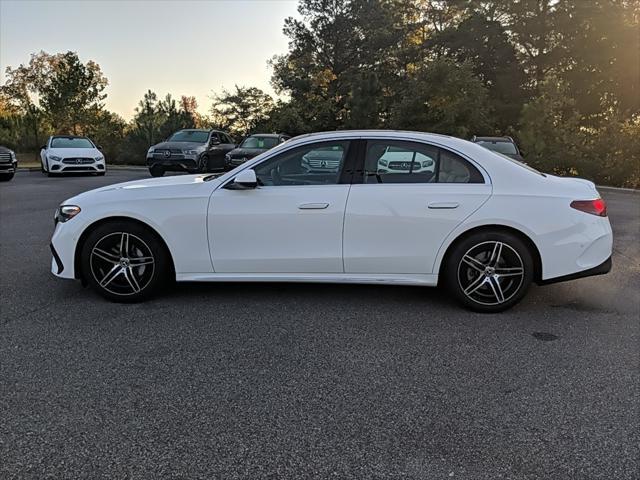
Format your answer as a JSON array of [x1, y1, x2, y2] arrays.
[[208, 140, 354, 273], [343, 139, 492, 274], [206, 132, 228, 170]]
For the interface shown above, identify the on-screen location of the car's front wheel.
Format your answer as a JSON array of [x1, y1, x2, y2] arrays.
[[149, 165, 164, 177], [199, 155, 210, 173], [0, 172, 14, 181], [444, 231, 534, 312], [80, 221, 170, 302]]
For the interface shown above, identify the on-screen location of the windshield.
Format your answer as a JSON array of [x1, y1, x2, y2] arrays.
[[50, 137, 94, 149], [240, 136, 279, 149], [168, 130, 209, 143], [477, 140, 518, 155]]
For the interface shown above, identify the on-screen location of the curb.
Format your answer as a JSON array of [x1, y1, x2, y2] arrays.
[[597, 185, 639, 194], [17, 165, 148, 172]]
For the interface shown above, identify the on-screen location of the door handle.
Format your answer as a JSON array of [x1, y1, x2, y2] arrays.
[[428, 202, 459, 209], [298, 202, 329, 210]]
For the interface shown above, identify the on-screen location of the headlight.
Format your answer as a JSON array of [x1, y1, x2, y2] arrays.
[[225, 154, 231, 161], [422, 160, 433, 168], [54, 205, 81, 224], [147, 147, 155, 154], [94, 155, 105, 161], [379, 159, 388, 167], [9, 150, 16, 160], [48, 155, 62, 162], [183, 150, 199, 155]]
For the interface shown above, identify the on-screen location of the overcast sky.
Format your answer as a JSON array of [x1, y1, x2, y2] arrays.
[[0, 0, 299, 119]]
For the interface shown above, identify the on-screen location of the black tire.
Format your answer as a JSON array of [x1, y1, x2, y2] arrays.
[[149, 165, 165, 177], [80, 220, 170, 302], [0, 173, 14, 181], [199, 155, 210, 173], [47, 171, 57, 177], [443, 231, 534, 313]]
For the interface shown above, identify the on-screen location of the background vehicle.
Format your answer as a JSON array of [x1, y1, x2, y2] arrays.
[[375, 145, 434, 174], [225, 134, 290, 169], [40, 136, 106, 177], [0, 146, 18, 181], [471, 136, 525, 162], [146, 129, 235, 177], [50, 130, 612, 313]]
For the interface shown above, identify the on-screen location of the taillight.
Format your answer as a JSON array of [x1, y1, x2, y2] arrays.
[[570, 198, 607, 217]]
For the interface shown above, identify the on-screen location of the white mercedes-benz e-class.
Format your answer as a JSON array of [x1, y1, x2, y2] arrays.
[[49, 130, 612, 312]]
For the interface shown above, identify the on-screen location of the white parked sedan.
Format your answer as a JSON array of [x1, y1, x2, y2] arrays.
[[40, 135, 106, 176], [49, 130, 612, 312]]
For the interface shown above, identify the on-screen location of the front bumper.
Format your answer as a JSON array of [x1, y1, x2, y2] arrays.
[[49, 159, 105, 173], [147, 156, 198, 172], [0, 161, 17, 173]]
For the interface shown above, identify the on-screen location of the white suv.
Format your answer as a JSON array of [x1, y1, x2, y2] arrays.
[[40, 136, 106, 177]]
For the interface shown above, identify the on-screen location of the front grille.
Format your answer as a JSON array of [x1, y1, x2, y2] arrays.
[[306, 158, 341, 170], [61, 166, 96, 171], [0, 152, 12, 163], [388, 161, 421, 170], [153, 149, 184, 160], [62, 157, 94, 165]]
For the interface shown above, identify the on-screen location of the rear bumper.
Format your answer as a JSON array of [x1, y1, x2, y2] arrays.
[[538, 256, 611, 285]]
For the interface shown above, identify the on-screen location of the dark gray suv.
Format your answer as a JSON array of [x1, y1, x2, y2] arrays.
[[0, 146, 18, 181], [146, 129, 235, 177]]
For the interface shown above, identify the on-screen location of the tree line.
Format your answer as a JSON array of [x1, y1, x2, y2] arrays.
[[1, 0, 638, 187]]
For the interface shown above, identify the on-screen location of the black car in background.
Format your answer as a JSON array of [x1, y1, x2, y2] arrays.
[[225, 133, 290, 169], [471, 136, 525, 162], [146, 129, 235, 177], [0, 146, 18, 181]]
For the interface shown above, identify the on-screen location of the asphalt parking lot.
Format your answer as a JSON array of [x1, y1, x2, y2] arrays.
[[1, 170, 638, 479]]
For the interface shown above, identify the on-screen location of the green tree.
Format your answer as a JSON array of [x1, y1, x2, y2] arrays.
[[35, 51, 108, 134], [389, 58, 492, 137], [210, 86, 275, 137]]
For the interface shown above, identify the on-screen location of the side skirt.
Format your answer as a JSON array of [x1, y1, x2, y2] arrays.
[[176, 272, 439, 287]]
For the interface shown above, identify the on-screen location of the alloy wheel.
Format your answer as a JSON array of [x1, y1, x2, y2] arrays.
[[89, 232, 155, 296], [457, 241, 525, 306]]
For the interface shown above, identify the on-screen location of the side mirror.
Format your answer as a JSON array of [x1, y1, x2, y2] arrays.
[[227, 169, 257, 189], [97, 145, 103, 151], [210, 138, 221, 146]]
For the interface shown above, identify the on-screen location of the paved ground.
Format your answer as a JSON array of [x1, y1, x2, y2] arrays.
[[1, 171, 638, 479]]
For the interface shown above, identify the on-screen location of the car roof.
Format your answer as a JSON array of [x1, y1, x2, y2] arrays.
[[472, 136, 513, 142], [51, 135, 90, 139], [247, 133, 283, 138]]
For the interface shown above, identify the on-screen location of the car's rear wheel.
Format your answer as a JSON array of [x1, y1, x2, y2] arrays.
[[149, 165, 164, 177], [80, 221, 170, 302], [444, 231, 534, 312]]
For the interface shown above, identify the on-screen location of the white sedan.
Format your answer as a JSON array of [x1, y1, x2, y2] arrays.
[[49, 130, 612, 312], [40, 135, 106, 176]]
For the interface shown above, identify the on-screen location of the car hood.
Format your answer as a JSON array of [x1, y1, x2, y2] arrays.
[[64, 174, 223, 205], [152, 141, 205, 150], [48, 147, 101, 158], [228, 147, 266, 157]]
